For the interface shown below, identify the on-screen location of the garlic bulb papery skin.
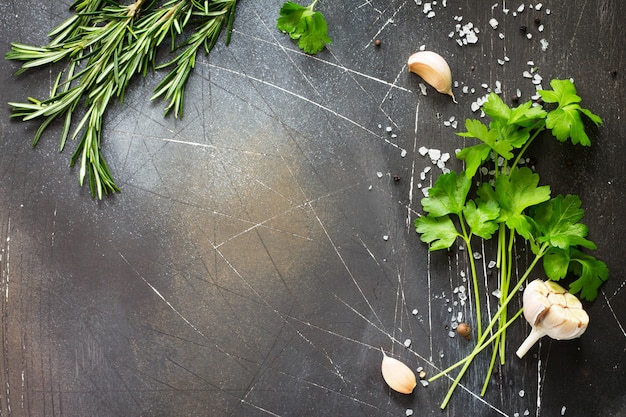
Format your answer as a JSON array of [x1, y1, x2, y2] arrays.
[[380, 349, 417, 394], [516, 279, 589, 358], [408, 51, 457, 103]]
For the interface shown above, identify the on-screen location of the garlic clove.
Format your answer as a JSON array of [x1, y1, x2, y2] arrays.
[[522, 280, 551, 324], [408, 51, 457, 103], [380, 349, 417, 394]]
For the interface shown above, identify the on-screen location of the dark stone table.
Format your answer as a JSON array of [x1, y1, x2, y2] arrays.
[[1, 1, 624, 416]]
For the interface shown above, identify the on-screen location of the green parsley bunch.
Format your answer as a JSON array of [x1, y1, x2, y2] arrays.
[[415, 79, 608, 408]]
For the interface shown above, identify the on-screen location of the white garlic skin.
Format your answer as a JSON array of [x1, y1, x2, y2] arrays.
[[516, 279, 589, 358], [408, 51, 456, 102], [380, 349, 417, 394]]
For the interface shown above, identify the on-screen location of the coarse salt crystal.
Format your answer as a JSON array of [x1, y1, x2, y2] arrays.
[[428, 148, 441, 161], [519, 389, 525, 397], [526, 32, 533, 39], [377, 171, 383, 178], [535, 3, 543, 10], [412, 308, 418, 315], [406, 409, 414, 417], [540, 38, 549, 51], [489, 18, 499, 29], [404, 338, 411, 347], [427, 11, 436, 18], [561, 406, 567, 415], [523, 71, 533, 78], [517, 4, 525, 12], [419, 82, 428, 96], [401, 149, 407, 158], [418, 146, 429, 156]]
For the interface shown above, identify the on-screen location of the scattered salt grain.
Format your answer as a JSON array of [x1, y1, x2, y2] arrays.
[[420, 379, 429, 387], [488, 260, 496, 268], [517, 4, 525, 12], [385, 126, 392, 133], [526, 32, 533, 39], [535, 3, 543, 10], [418, 146, 429, 156], [401, 149, 407, 158], [412, 308, 418, 315], [473, 252, 482, 260], [519, 389, 525, 397], [540, 38, 549, 51], [492, 289, 501, 298], [561, 406, 567, 415], [428, 148, 441, 161], [523, 71, 533, 78], [489, 18, 499, 29], [523, 410, 530, 416], [377, 171, 383, 178], [465, 31, 478, 44], [448, 331, 456, 338], [404, 338, 412, 348], [406, 409, 414, 417], [383, 235, 389, 241]]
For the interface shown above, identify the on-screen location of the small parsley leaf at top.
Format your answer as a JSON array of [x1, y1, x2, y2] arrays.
[[277, 1, 332, 54], [539, 79, 603, 146]]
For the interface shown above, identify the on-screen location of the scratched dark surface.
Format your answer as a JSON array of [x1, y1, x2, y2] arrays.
[[0, 1, 624, 416]]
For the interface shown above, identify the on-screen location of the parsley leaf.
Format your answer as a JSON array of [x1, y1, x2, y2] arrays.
[[539, 79, 603, 146], [414, 215, 459, 251], [420, 171, 472, 217], [463, 199, 500, 240], [277, 1, 332, 54], [481, 167, 551, 239], [568, 249, 609, 301], [530, 194, 596, 250]]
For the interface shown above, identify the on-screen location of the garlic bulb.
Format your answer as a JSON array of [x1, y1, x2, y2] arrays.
[[380, 349, 417, 394], [408, 51, 456, 102], [516, 279, 589, 358]]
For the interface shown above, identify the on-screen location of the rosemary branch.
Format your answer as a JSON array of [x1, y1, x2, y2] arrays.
[[6, 0, 238, 198]]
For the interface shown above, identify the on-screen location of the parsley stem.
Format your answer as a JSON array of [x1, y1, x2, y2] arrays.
[[432, 244, 549, 409]]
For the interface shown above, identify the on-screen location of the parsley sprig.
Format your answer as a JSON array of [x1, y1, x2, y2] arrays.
[[415, 79, 607, 408], [6, 0, 237, 198], [277, 0, 332, 54]]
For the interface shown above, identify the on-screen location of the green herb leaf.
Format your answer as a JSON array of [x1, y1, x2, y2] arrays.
[[567, 249, 609, 301], [482, 92, 511, 124], [530, 194, 596, 250], [414, 215, 459, 251], [491, 167, 551, 239], [421, 171, 472, 217], [277, 1, 332, 54], [463, 199, 500, 240], [539, 79, 603, 146]]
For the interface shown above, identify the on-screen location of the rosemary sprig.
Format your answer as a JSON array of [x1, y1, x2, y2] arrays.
[[6, 0, 237, 198]]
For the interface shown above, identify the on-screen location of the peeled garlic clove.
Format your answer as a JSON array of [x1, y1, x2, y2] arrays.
[[408, 51, 456, 103], [380, 349, 416, 394]]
